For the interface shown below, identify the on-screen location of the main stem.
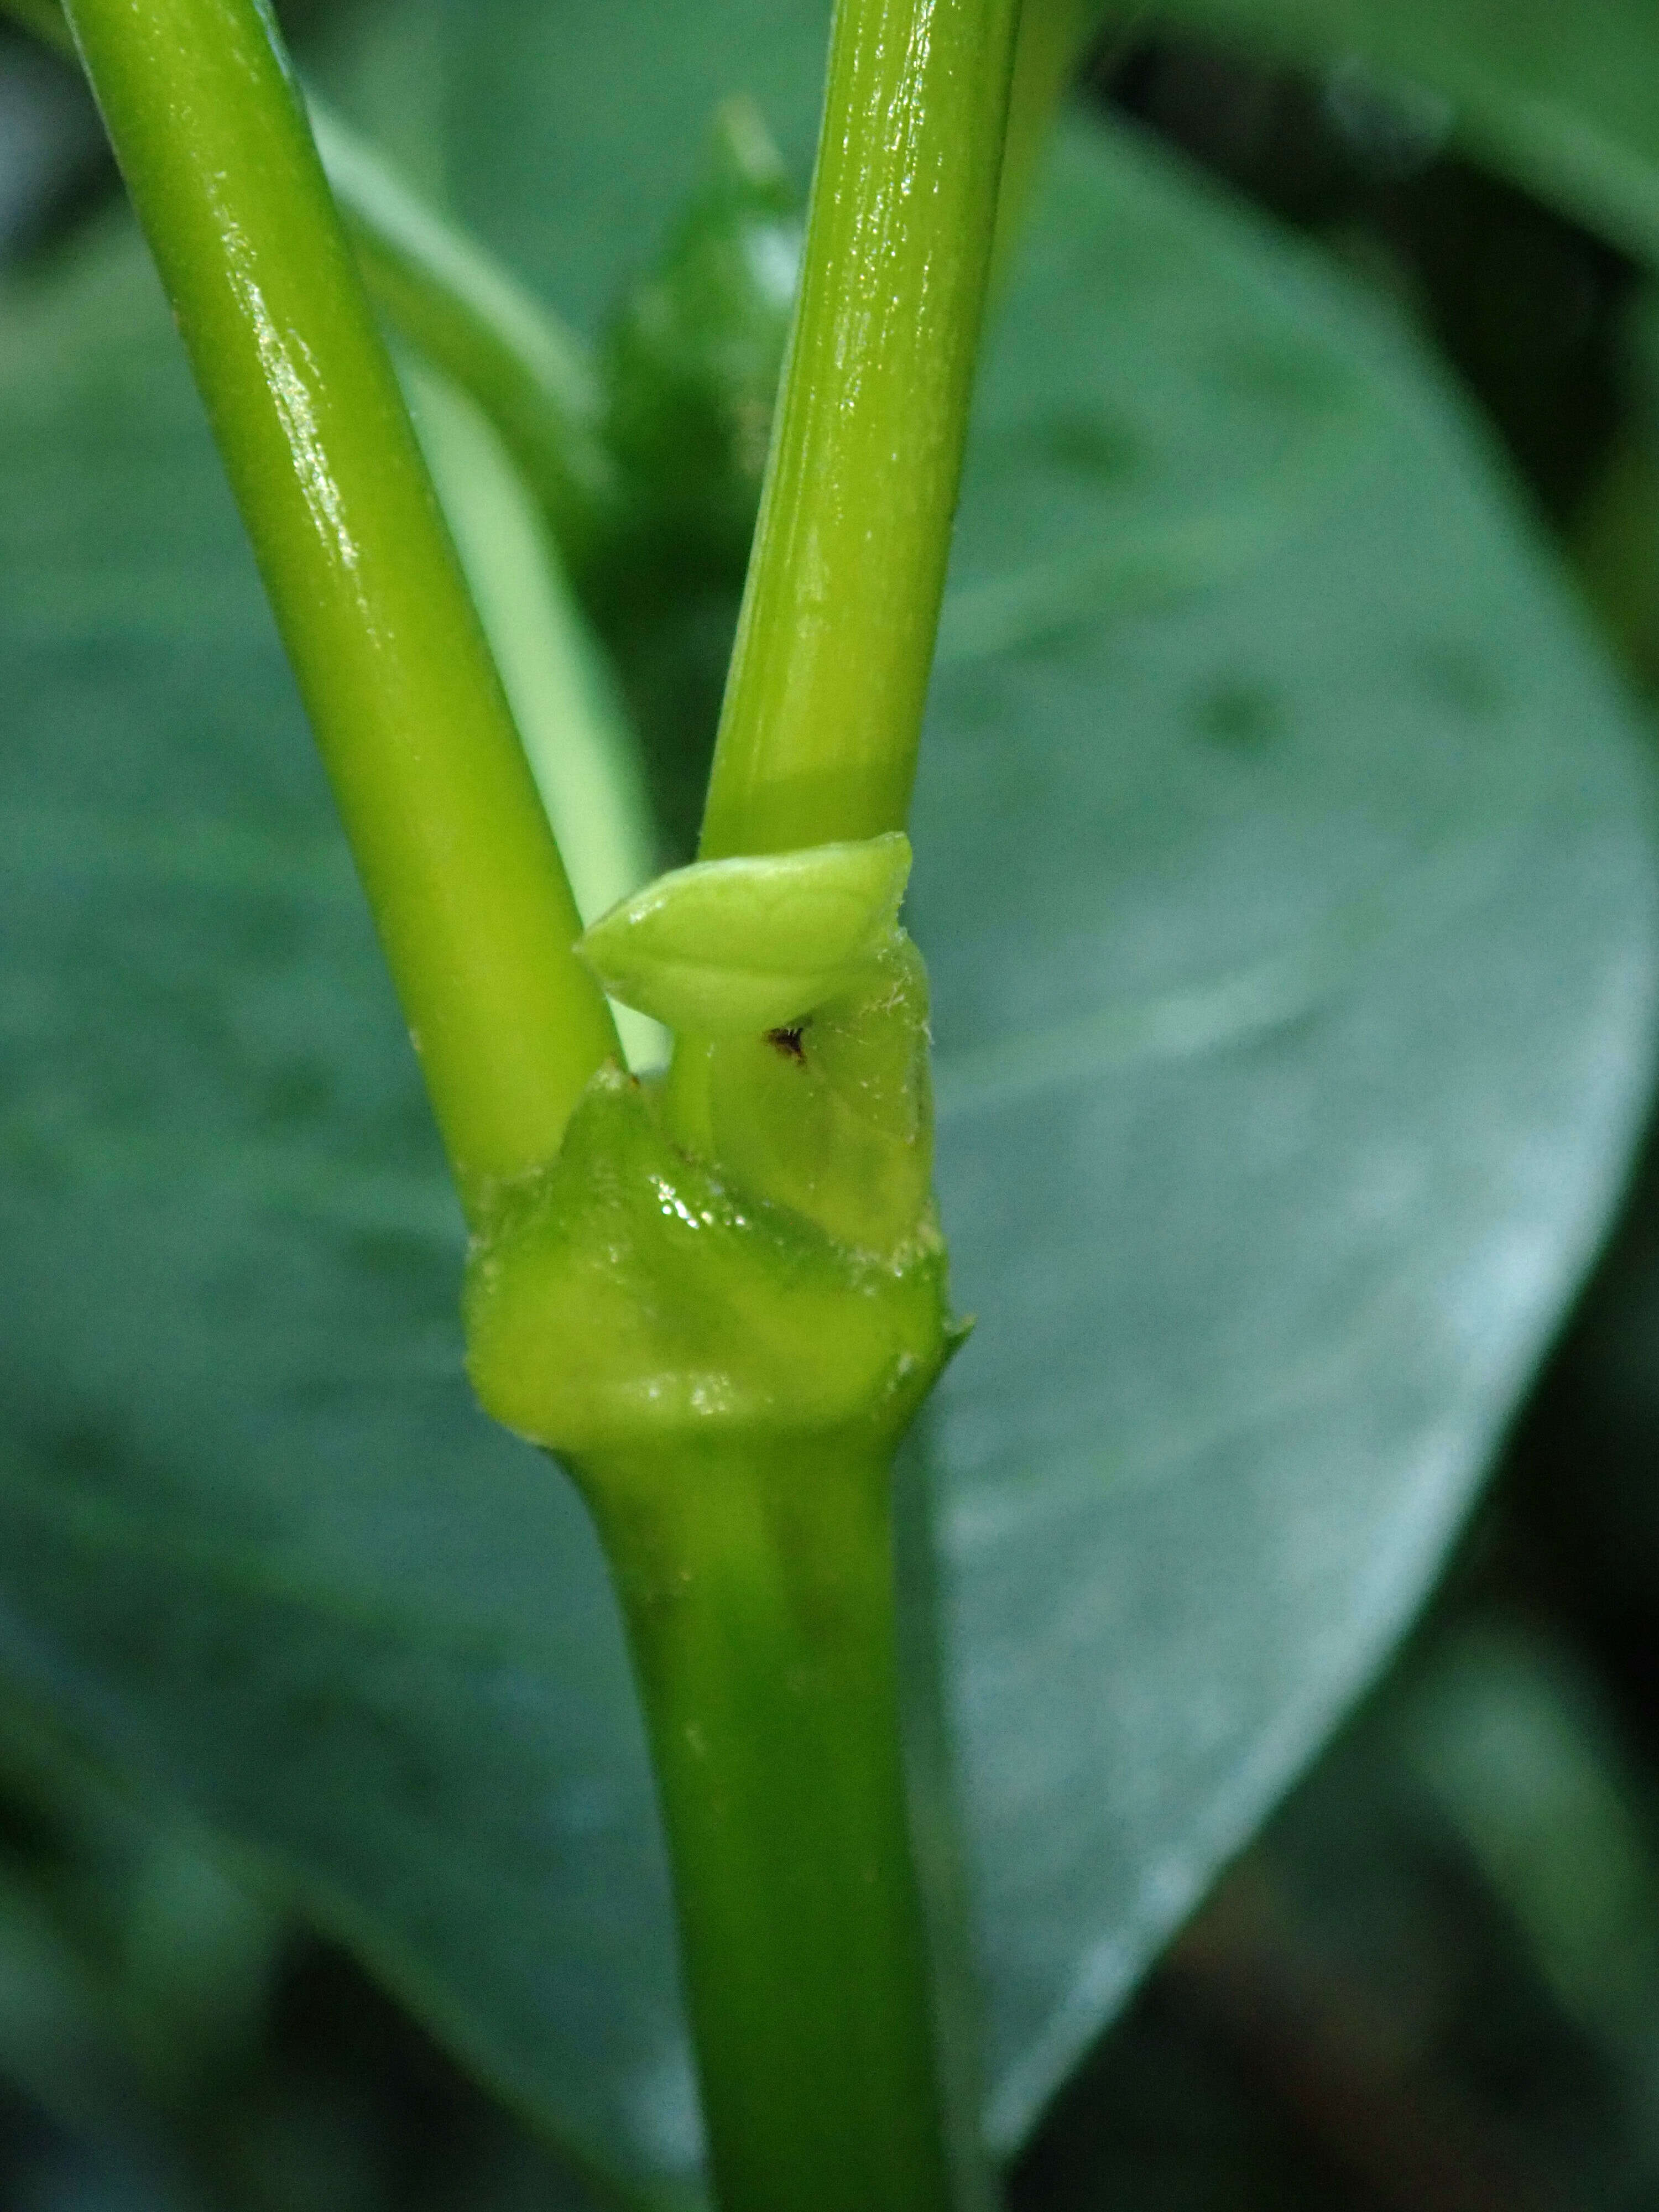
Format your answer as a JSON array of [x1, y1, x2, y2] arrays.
[[614, 0, 1019, 2204], [62, 0, 616, 1218], [588, 1439, 950, 2212]]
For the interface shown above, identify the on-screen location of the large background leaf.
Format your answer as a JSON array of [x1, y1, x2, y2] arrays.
[[1099, 0, 1659, 270], [922, 119, 1659, 2142], [1, 1, 1656, 2200]]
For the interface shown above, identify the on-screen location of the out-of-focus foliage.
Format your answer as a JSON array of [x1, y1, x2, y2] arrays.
[[601, 96, 802, 585], [2, 2, 1659, 2208], [1104, 0, 1659, 267]]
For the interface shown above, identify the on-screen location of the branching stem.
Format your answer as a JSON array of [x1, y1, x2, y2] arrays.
[[62, 0, 617, 1217]]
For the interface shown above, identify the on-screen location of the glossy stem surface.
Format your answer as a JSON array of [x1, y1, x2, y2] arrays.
[[63, 0, 615, 1215], [586, 1438, 954, 2212], [699, 0, 1021, 858], [993, 0, 1089, 276]]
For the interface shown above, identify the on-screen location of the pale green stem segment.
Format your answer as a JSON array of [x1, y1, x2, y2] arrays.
[[308, 105, 620, 579], [698, 0, 1024, 859], [61, 0, 617, 1217], [993, 0, 1090, 276], [405, 363, 665, 1070]]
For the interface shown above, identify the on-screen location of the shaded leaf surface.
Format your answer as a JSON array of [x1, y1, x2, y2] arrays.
[[1105, 0, 1659, 268], [0, 22, 1656, 2205], [921, 115, 1659, 2147]]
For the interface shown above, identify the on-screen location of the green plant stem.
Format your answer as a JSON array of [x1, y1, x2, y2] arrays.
[[993, 0, 1092, 277], [586, 1437, 953, 2212], [405, 360, 666, 1068], [619, 6, 1021, 2190], [406, 365, 648, 927], [697, 0, 1022, 859], [62, 0, 616, 1217]]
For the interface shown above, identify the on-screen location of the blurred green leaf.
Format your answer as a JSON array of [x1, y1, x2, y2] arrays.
[[601, 95, 802, 580], [1397, 1618, 1659, 2082], [919, 113, 1658, 2150], [1103, 0, 1659, 269], [1, 7, 1656, 2204]]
